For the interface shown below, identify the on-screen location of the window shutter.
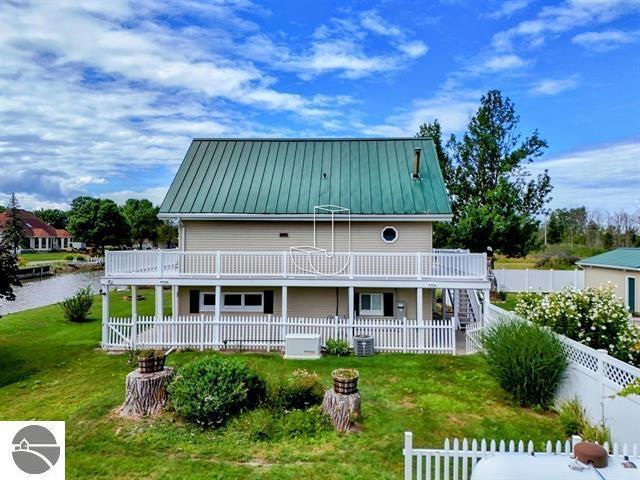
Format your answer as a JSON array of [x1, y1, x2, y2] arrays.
[[189, 290, 200, 314], [263, 290, 274, 314], [354, 292, 360, 316], [383, 293, 394, 317]]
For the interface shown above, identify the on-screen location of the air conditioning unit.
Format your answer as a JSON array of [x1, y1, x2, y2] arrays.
[[284, 333, 321, 359], [354, 334, 374, 356]]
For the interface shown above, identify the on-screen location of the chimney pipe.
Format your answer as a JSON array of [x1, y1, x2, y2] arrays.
[[412, 148, 421, 179]]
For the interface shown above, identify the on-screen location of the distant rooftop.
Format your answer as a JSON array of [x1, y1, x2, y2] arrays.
[[160, 138, 451, 217], [577, 248, 640, 271]]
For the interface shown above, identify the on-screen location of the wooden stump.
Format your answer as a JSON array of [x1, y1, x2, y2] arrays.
[[119, 367, 174, 418], [321, 388, 361, 432]]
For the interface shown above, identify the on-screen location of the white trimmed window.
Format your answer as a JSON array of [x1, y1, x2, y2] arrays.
[[381, 226, 398, 243], [222, 292, 264, 312], [360, 293, 384, 316], [199, 291, 216, 312]]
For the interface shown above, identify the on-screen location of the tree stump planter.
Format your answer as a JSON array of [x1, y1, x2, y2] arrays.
[[321, 389, 361, 433], [119, 367, 174, 418]]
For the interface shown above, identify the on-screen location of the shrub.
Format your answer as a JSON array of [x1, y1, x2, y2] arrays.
[[64, 254, 75, 261], [168, 356, 266, 427], [269, 369, 325, 411], [75, 255, 86, 262], [59, 286, 93, 322], [557, 399, 610, 444], [482, 319, 567, 408], [325, 338, 352, 356], [515, 285, 640, 366]]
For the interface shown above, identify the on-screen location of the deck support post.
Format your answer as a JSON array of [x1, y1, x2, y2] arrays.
[[483, 289, 490, 323], [281, 286, 288, 343], [101, 285, 110, 348], [171, 285, 178, 320], [348, 286, 355, 346], [214, 285, 221, 347], [131, 285, 138, 318], [417, 288, 424, 352], [155, 285, 163, 322]]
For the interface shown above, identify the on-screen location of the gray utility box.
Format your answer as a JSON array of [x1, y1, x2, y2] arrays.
[[354, 335, 375, 356], [284, 333, 322, 359]]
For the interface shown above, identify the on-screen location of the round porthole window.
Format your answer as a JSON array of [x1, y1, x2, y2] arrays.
[[381, 226, 398, 243]]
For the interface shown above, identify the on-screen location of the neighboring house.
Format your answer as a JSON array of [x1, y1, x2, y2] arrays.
[[578, 248, 640, 314], [0, 209, 72, 252], [101, 138, 490, 347]]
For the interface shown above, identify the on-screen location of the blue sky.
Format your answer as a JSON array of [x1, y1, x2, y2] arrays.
[[0, 0, 638, 214]]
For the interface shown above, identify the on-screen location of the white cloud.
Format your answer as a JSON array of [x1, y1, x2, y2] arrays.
[[0, 0, 370, 209], [247, 9, 428, 80], [487, 0, 531, 19], [367, 87, 480, 137], [529, 76, 579, 95], [359, 10, 403, 37], [476, 54, 529, 72], [492, 0, 640, 51], [398, 41, 429, 58], [572, 29, 640, 51], [101, 186, 170, 207], [529, 140, 640, 210]]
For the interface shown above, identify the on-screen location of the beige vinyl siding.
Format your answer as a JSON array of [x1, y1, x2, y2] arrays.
[[179, 286, 433, 320], [181, 220, 432, 253], [584, 266, 640, 309]]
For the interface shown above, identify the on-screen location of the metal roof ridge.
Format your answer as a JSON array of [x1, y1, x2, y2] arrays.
[[191, 137, 434, 142]]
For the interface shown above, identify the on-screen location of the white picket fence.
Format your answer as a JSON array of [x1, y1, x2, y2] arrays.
[[467, 304, 640, 444], [493, 268, 584, 292], [403, 432, 639, 480], [103, 315, 455, 354]]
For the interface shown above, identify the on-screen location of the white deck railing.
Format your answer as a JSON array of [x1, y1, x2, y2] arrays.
[[104, 250, 487, 280], [103, 315, 455, 354], [403, 433, 639, 480]]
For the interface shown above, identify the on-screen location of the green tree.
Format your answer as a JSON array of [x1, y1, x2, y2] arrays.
[[0, 205, 5, 213], [0, 241, 20, 302], [67, 197, 131, 252], [33, 208, 69, 229], [418, 90, 552, 256], [121, 199, 160, 249], [416, 119, 454, 187], [157, 221, 178, 248], [2, 194, 26, 253]]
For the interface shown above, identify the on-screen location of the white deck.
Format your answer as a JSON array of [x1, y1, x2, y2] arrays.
[[104, 250, 489, 287]]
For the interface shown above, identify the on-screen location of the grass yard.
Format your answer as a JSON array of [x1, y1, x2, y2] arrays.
[[19, 251, 89, 264], [0, 290, 564, 479]]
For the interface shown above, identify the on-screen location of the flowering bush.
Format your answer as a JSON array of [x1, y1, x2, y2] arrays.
[[268, 369, 325, 411], [168, 356, 266, 427], [515, 285, 640, 366]]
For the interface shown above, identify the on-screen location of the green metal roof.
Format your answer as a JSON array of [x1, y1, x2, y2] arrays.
[[577, 248, 640, 270], [160, 138, 452, 216]]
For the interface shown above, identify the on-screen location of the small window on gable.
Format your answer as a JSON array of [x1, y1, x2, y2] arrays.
[[381, 226, 398, 244], [279, 232, 289, 238]]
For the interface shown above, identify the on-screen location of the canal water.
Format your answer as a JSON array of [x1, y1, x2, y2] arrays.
[[0, 270, 103, 315]]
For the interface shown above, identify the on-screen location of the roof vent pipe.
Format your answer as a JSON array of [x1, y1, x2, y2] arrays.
[[412, 148, 421, 179]]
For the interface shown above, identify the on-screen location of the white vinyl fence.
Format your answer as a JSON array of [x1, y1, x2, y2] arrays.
[[468, 304, 640, 445], [103, 315, 455, 354], [493, 268, 584, 292], [403, 433, 639, 480]]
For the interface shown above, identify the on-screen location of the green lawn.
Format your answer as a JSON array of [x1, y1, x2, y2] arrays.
[[0, 290, 564, 479], [19, 251, 89, 265]]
